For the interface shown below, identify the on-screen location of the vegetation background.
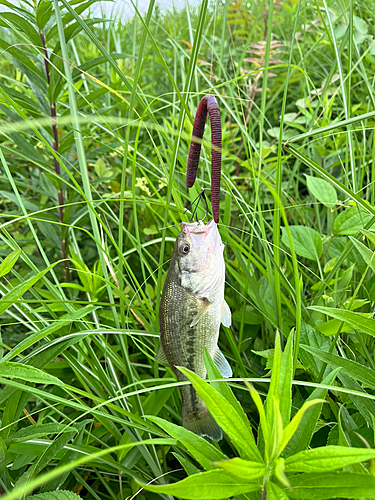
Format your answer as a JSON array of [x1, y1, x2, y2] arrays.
[[1, 0, 375, 498]]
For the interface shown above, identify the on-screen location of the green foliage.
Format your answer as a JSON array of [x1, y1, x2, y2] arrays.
[[138, 338, 375, 498], [1, 0, 375, 498]]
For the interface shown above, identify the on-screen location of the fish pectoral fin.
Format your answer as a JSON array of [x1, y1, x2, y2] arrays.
[[155, 341, 169, 364], [214, 347, 232, 378], [220, 300, 231, 328], [190, 303, 211, 328]]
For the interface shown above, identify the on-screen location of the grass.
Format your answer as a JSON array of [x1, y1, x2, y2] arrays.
[[1, 0, 375, 498]]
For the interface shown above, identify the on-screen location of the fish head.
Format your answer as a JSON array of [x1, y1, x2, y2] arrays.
[[174, 219, 225, 297]]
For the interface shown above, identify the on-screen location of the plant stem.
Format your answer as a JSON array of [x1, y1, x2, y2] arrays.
[[39, 29, 70, 281]]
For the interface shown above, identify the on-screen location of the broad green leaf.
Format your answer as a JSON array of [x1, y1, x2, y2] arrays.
[[286, 471, 375, 499], [278, 330, 294, 427], [301, 344, 375, 389], [203, 349, 250, 430], [5, 424, 78, 445], [349, 236, 375, 272], [285, 445, 375, 473], [266, 330, 282, 417], [214, 457, 267, 480], [173, 452, 201, 475], [27, 492, 81, 500], [284, 369, 339, 457], [0, 249, 21, 278], [147, 416, 227, 470], [0, 261, 60, 316], [306, 175, 337, 209], [338, 372, 375, 427], [0, 362, 64, 386], [281, 226, 323, 260], [245, 381, 269, 457], [333, 207, 373, 235], [308, 306, 375, 337], [266, 481, 289, 500], [280, 400, 324, 453], [136, 469, 261, 499], [177, 367, 263, 462]]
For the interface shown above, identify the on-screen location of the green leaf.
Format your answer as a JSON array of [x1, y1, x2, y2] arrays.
[[213, 457, 267, 480], [177, 367, 263, 462], [284, 369, 339, 457], [147, 416, 227, 470], [280, 399, 324, 453], [301, 344, 375, 389], [286, 471, 375, 499], [0, 362, 64, 386], [27, 490, 82, 499], [308, 306, 375, 336], [266, 481, 289, 500], [136, 469, 261, 499], [282, 226, 323, 260], [349, 236, 375, 272], [278, 330, 294, 427], [285, 445, 375, 473], [0, 249, 21, 278], [203, 350, 250, 430], [6, 423, 77, 445], [0, 261, 60, 316], [333, 207, 373, 235], [306, 175, 337, 209]]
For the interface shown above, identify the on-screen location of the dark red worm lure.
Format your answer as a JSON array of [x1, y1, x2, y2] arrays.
[[186, 95, 222, 223]]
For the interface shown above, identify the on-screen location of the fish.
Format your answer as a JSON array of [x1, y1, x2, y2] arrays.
[[157, 219, 232, 441]]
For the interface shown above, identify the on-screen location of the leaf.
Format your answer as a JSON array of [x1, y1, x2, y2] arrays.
[[281, 226, 323, 260], [280, 399, 324, 453], [0, 249, 21, 278], [333, 207, 373, 235], [0, 363, 64, 386], [177, 367, 263, 462], [203, 350, 250, 430], [135, 469, 261, 499], [349, 236, 375, 272], [147, 416, 227, 470], [306, 175, 337, 209], [27, 490, 82, 499], [286, 471, 375, 499], [308, 306, 375, 337], [278, 330, 294, 427], [285, 445, 375, 473], [0, 261, 60, 316], [300, 344, 375, 389], [284, 369, 339, 457], [6, 423, 78, 445], [214, 457, 267, 480], [266, 481, 289, 500]]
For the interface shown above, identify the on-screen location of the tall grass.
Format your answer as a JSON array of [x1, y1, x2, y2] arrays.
[[1, 0, 375, 498]]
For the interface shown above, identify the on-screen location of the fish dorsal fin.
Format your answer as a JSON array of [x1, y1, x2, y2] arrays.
[[155, 341, 169, 364], [220, 300, 231, 328], [213, 347, 232, 378]]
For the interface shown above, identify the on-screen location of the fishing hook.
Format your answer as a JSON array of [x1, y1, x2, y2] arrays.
[[186, 94, 222, 223], [184, 188, 209, 223]]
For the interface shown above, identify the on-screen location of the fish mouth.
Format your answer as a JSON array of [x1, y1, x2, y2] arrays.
[[181, 220, 221, 257]]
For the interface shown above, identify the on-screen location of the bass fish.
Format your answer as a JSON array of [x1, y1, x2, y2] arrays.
[[157, 219, 232, 441]]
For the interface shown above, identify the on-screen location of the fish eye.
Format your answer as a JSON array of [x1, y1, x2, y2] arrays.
[[179, 243, 190, 255]]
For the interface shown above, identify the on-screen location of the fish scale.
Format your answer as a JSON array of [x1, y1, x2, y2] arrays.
[[157, 220, 232, 441]]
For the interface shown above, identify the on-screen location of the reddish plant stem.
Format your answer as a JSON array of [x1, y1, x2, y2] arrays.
[[40, 30, 70, 281], [186, 94, 222, 223]]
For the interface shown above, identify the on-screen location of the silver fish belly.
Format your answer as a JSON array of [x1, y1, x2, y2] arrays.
[[158, 220, 232, 441]]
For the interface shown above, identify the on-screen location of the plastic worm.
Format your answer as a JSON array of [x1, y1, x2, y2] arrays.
[[186, 94, 222, 223]]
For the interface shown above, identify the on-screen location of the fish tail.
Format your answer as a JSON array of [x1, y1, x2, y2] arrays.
[[182, 404, 222, 441]]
